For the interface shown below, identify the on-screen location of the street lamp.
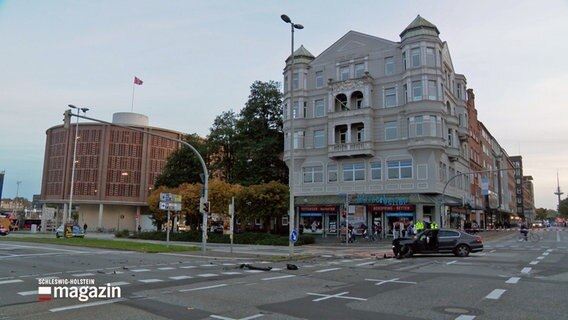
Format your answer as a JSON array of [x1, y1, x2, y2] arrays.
[[281, 14, 303, 256], [65, 104, 89, 225]]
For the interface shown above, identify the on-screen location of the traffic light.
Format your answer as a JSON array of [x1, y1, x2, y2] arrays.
[[63, 109, 72, 128], [202, 201, 209, 213], [199, 197, 209, 213]]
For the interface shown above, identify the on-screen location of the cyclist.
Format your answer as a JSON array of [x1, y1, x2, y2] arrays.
[[520, 223, 529, 241]]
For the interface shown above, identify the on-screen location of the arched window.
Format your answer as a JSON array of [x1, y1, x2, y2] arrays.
[[335, 94, 348, 111], [351, 91, 364, 109]]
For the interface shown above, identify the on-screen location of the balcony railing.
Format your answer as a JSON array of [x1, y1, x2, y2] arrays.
[[328, 141, 374, 158]]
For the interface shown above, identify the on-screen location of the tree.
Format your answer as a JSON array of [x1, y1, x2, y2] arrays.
[[154, 134, 208, 188], [235, 181, 288, 232], [233, 80, 287, 186], [558, 198, 568, 218], [207, 110, 238, 183]]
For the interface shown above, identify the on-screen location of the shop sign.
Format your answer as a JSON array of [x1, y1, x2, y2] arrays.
[[352, 194, 409, 205], [368, 205, 415, 212], [299, 206, 337, 212]]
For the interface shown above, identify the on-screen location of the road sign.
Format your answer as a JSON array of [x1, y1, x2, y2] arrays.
[[290, 230, 298, 243]]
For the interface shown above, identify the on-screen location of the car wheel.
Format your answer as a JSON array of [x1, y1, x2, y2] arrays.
[[454, 244, 470, 257], [402, 245, 414, 258]]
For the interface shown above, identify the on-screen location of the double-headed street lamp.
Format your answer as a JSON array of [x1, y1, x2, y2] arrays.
[[281, 14, 303, 256], [64, 104, 89, 225]]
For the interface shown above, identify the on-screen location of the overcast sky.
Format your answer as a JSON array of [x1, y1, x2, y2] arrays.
[[1, 0, 567, 210]]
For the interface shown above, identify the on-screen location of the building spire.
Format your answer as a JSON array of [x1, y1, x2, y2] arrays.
[[554, 171, 563, 210]]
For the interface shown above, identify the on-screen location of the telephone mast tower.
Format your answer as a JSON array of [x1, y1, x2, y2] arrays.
[[554, 171, 563, 211]]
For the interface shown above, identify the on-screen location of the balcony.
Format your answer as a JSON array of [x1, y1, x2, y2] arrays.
[[328, 141, 374, 159], [457, 126, 469, 141], [328, 106, 373, 121], [407, 136, 446, 152], [446, 146, 460, 162]]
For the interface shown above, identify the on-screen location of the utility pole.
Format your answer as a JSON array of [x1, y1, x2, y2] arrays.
[[554, 171, 563, 211]]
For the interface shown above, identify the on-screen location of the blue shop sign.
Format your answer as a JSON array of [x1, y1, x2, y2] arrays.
[[351, 194, 409, 205]]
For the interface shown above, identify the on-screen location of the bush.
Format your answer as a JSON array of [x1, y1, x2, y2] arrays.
[[115, 229, 130, 238]]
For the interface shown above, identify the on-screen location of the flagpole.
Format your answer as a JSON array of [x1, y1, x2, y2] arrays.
[[131, 82, 136, 112]]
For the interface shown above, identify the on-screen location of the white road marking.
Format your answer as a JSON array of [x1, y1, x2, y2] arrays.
[[179, 265, 197, 269], [485, 289, 506, 300], [71, 273, 95, 277], [537, 256, 545, 260], [455, 315, 476, 320], [197, 273, 218, 277], [505, 277, 520, 284], [157, 267, 175, 270], [210, 314, 264, 320], [131, 269, 151, 272], [169, 275, 193, 280], [221, 272, 242, 275], [356, 261, 375, 267], [179, 284, 227, 292], [261, 275, 296, 281], [521, 267, 532, 274], [138, 279, 163, 283], [105, 281, 130, 286], [315, 268, 341, 273], [529, 261, 539, 265], [307, 291, 366, 302], [365, 278, 417, 285], [0, 279, 23, 285], [18, 290, 38, 296]]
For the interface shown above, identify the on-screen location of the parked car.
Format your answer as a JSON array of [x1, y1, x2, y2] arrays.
[[55, 224, 85, 238], [392, 228, 483, 258]]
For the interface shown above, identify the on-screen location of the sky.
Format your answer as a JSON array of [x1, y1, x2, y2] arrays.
[[0, 0, 567, 210]]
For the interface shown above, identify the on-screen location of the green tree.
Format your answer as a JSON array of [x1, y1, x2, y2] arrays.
[[535, 207, 548, 221], [154, 134, 208, 188], [233, 80, 287, 186], [207, 110, 238, 183], [558, 198, 568, 218], [235, 181, 288, 232]]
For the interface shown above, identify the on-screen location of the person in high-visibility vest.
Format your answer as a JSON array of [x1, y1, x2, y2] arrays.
[[431, 222, 439, 229], [415, 220, 424, 233]]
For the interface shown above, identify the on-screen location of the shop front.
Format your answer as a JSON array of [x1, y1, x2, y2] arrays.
[[298, 206, 337, 236], [368, 204, 416, 239]]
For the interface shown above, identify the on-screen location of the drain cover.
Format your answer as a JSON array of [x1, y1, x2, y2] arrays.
[[444, 307, 470, 314]]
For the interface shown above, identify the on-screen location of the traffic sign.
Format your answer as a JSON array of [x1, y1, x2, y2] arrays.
[[290, 230, 298, 243]]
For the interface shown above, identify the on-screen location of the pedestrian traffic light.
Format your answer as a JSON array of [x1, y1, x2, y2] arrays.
[[63, 109, 72, 128], [203, 202, 209, 213]]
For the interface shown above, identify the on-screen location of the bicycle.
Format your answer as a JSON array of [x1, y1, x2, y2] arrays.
[[517, 231, 541, 242]]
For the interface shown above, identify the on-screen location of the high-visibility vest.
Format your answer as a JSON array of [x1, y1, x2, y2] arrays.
[[431, 223, 439, 229], [416, 221, 424, 230]]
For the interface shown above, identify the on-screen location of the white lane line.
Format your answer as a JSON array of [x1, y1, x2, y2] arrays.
[[221, 272, 241, 275], [542, 252, 549, 256], [447, 260, 458, 265], [222, 263, 236, 266], [179, 265, 196, 269], [505, 277, 520, 284], [18, 290, 38, 296], [138, 279, 163, 283], [455, 315, 476, 320], [261, 275, 296, 281], [0, 279, 23, 285], [197, 273, 218, 277], [179, 284, 227, 292], [244, 270, 265, 274], [315, 268, 341, 273], [521, 267, 532, 274], [485, 289, 506, 300], [356, 261, 375, 267], [169, 275, 193, 280], [131, 269, 151, 272], [105, 281, 130, 286], [157, 267, 175, 271], [200, 264, 216, 267], [71, 273, 95, 277], [50, 299, 124, 312], [529, 261, 539, 265], [537, 256, 545, 260]]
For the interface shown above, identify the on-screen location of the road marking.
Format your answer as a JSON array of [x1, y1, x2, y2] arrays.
[[356, 261, 375, 267], [169, 275, 193, 280], [180, 265, 197, 269], [447, 260, 458, 265], [529, 261, 539, 265], [505, 277, 520, 284], [261, 275, 296, 281], [179, 284, 227, 292], [244, 270, 265, 274], [221, 272, 242, 275], [521, 267, 532, 274], [197, 273, 218, 277], [365, 278, 417, 286], [537, 256, 545, 260], [71, 273, 95, 277], [157, 267, 176, 270], [307, 291, 366, 302], [222, 263, 237, 266], [455, 315, 476, 320], [49, 299, 124, 312], [542, 252, 549, 256], [0, 279, 23, 285], [485, 289, 506, 300], [315, 268, 341, 273], [131, 269, 151, 272], [210, 314, 264, 320], [18, 290, 38, 296], [201, 264, 217, 267], [105, 281, 130, 286], [138, 279, 163, 283]]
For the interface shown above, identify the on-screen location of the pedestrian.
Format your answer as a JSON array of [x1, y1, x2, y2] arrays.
[[138, 225, 142, 233], [83, 223, 88, 233]]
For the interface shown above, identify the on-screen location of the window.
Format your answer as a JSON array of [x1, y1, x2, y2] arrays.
[[313, 130, 325, 148], [457, 83, 462, 99], [340, 66, 350, 81], [292, 101, 299, 119], [303, 166, 323, 183], [343, 162, 365, 181], [387, 160, 412, 179], [415, 115, 424, 136], [315, 71, 324, 88], [403, 84, 408, 103], [402, 52, 407, 70], [412, 80, 422, 101], [356, 126, 364, 142], [355, 63, 365, 77], [339, 127, 347, 143], [314, 99, 325, 117], [292, 72, 299, 89], [411, 48, 421, 67], [385, 121, 398, 140], [384, 87, 396, 107], [426, 47, 435, 66], [302, 101, 307, 118], [448, 129, 453, 147], [293, 131, 303, 149], [385, 56, 394, 75], [328, 164, 337, 182], [371, 161, 382, 180], [428, 80, 437, 100]]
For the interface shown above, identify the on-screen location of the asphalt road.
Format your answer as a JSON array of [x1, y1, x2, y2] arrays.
[[1, 228, 567, 320]]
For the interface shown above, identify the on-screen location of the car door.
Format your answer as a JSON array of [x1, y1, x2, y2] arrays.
[[414, 230, 432, 252], [437, 230, 460, 252]]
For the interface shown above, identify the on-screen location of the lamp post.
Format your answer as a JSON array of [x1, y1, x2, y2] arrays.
[[281, 14, 303, 256], [65, 104, 89, 225]]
